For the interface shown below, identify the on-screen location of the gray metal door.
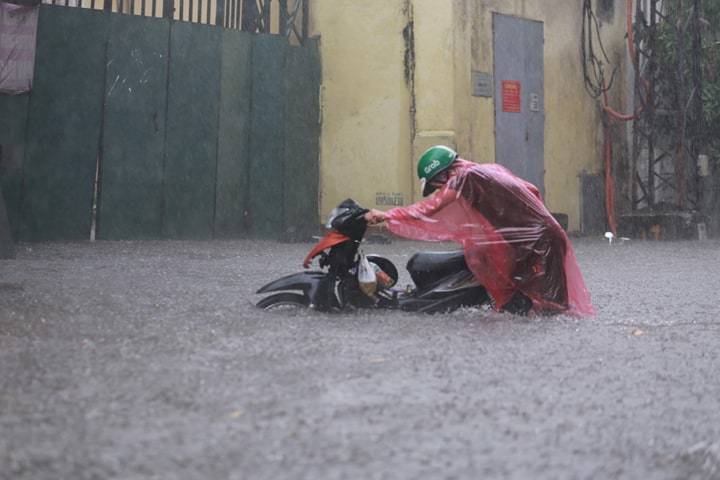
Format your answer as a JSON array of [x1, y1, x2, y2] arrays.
[[493, 13, 545, 194]]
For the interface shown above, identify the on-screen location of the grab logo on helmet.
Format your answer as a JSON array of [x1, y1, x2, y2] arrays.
[[424, 159, 441, 175]]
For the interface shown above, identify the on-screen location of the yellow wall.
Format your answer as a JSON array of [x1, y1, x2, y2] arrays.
[[311, 0, 629, 232], [310, 1, 414, 216]]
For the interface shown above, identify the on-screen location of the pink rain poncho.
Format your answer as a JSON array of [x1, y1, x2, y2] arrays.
[[385, 160, 595, 316]]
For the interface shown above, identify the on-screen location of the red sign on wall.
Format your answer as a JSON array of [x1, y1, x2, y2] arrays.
[[501, 80, 521, 113]]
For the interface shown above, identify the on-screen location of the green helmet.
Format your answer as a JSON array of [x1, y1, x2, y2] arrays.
[[417, 145, 457, 196]]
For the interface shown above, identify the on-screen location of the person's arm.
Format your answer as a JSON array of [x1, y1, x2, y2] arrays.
[[365, 187, 458, 224], [388, 186, 458, 221]]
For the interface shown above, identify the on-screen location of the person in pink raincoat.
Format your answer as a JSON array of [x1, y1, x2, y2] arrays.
[[365, 146, 594, 316]]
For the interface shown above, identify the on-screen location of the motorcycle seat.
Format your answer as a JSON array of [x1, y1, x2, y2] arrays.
[[406, 250, 467, 274]]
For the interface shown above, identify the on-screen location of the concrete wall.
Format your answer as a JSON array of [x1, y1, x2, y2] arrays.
[[310, 0, 630, 232]]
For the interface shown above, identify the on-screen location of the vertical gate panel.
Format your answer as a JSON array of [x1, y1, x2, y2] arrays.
[[214, 30, 252, 238], [493, 14, 545, 194], [22, 6, 109, 240], [248, 35, 286, 238], [163, 22, 221, 239], [0, 94, 28, 144], [283, 42, 320, 240], [99, 15, 170, 240], [0, 94, 29, 238]]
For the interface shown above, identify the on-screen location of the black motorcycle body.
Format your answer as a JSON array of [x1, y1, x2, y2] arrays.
[[256, 199, 489, 313]]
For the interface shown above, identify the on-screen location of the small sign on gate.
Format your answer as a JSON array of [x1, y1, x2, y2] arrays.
[[529, 93, 541, 112], [501, 80, 521, 113]]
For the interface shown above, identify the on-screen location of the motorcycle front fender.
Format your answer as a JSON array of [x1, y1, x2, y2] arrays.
[[256, 271, 327, 294], [256, 271, 336, 310]]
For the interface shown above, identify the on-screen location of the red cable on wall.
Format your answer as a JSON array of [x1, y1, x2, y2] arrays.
[[599, 0, 647, 235]]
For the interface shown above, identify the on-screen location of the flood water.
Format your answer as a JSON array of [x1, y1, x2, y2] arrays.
[[1, 238, 719, 479]]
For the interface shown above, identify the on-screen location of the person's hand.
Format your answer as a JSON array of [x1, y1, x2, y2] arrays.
[[364, 209, 386, 225]]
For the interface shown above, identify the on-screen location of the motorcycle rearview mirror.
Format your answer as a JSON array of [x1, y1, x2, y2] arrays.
[[325, 207, 347, 229]]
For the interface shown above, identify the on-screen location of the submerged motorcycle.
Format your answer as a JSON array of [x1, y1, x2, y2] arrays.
[[256, 199, 493, 314]]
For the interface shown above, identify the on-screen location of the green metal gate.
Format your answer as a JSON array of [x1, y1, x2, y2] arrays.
[[100, 14, 169, 240], [0, 4, 320, 241], [22, 7, 108, 240], [162, 22, 222, 239], [215, 29, 253, 238]]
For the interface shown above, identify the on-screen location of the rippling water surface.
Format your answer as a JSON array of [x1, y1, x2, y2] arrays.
[[1, 238, 718, 479]]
